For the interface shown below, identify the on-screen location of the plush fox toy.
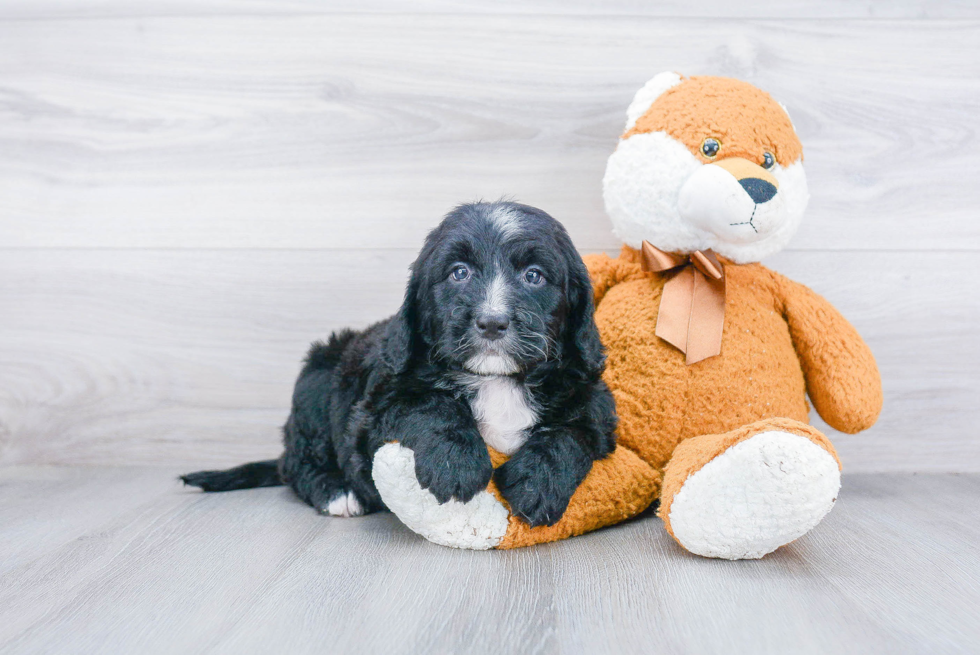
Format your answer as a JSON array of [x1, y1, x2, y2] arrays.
[[372, 73, 883, 559]]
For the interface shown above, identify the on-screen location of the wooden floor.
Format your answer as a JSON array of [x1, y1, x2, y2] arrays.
[[1, 468, 978, 654]]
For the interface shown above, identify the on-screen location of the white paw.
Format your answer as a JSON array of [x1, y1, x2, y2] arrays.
[[326, 491, 364, 517], [372, 443, 509, 550], [668, 431, 841, 560]]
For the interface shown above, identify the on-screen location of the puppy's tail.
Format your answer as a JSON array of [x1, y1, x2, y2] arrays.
[[180, 460, 282, 492]]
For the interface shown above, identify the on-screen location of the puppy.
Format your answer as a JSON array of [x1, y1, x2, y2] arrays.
[[182, 201, 617, 527]]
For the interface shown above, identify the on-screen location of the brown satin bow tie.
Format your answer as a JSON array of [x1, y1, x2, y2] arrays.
[[640, 240, 726, 365]]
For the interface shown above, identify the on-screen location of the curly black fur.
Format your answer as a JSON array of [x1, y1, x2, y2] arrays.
[[182, 201, 617, 527]]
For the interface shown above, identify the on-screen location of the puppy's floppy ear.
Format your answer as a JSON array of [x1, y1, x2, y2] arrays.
[[565, 255, 606, 379], [381, 265, 422, 374]]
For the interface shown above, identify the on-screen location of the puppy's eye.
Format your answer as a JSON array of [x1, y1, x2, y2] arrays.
[[701, 137, 720, 158], [762, 151, 776, 170], [523, 268, 545, 286], [450, 265, 470, 282]]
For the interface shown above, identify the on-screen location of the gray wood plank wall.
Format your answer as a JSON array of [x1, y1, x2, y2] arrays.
[[1, 3, 978, 470]]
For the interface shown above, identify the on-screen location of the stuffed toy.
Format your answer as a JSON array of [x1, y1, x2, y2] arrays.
[[371, 73, 882, 559]]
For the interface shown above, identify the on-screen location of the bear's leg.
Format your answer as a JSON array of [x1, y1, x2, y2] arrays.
[[659, 417, 841, 560], [372, 442, 660, 549], [494, 444, 661, 549], [371, 442, 510, 550]]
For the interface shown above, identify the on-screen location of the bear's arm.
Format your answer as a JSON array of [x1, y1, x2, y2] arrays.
[[777, 274, 883, 434], [582, 252, 646, 306]]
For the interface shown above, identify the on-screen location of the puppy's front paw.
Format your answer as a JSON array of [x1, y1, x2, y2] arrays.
[[413, 435, 493, 504], [495, 452, 577, 528]]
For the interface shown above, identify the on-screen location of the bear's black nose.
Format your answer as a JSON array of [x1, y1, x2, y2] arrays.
[[739, 178, 778, 204], [476, 313, 510, 340]]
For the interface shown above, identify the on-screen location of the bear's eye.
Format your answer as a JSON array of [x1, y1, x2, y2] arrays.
[[762, 152, 775, 170], [701, 138, 720, 158]]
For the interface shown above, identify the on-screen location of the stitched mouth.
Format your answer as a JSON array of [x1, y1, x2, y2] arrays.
[[729, 204, 759, 233]]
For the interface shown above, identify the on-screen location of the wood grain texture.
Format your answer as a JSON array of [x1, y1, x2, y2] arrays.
[[1, 248, 976, 470], [0, 8, 977, 471], [0, 16, 978, 252], [1, 467, 978, 654], [2, 0, 978, 19], [0, 249, 413, 466]]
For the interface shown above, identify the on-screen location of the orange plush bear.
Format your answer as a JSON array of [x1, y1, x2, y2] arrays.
[[372, 73, 882, 559]]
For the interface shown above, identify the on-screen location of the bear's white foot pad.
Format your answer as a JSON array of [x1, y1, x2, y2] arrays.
[[372, 443, 509, 550], [668, 431, 841, 560]]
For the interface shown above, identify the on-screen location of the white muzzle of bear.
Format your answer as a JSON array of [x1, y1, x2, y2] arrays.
[[677, 158, 785, 245]]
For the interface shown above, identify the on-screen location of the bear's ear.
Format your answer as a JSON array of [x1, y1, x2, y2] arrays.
[[778, 101, 798, 132], [624, 71, 684, 131]]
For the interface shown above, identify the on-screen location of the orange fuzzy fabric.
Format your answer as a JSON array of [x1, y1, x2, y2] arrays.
[[487, 445, 661, 550], [591, 245, 882, 474], [626, 75, 803, 167], [490, 245, 881, 548]]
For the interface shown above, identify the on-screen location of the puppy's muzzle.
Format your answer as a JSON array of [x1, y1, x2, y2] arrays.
[[476, 313, 510, 341]]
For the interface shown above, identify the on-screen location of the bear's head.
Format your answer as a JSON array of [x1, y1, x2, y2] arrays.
[[603, 73, 809, 264]]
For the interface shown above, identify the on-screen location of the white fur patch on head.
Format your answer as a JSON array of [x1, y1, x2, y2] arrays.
[[326, 491, 364, 518], [467, 273, 518, 374], [603, 128, 809, 263], [481, 273, 508, 316], [488, 206, 522, 240], [463, 374, 537, 455], [624, 71, 683, 131], [371, 443, 509, 550], [667, 431, 840, 560], [464, 271, 521, 375]]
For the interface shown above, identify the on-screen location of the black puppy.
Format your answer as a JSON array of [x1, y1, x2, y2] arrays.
[[182, 201, 617, 527]]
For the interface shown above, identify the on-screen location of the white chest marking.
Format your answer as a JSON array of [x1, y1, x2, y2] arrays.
[[466, 376, 537, 456]]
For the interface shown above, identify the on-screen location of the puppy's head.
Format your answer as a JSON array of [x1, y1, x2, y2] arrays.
[[383, 201, 603, 378]]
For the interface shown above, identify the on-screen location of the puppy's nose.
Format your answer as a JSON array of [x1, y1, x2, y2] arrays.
[[476, 314, 510, 340], [739, 177, 778, 204]]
